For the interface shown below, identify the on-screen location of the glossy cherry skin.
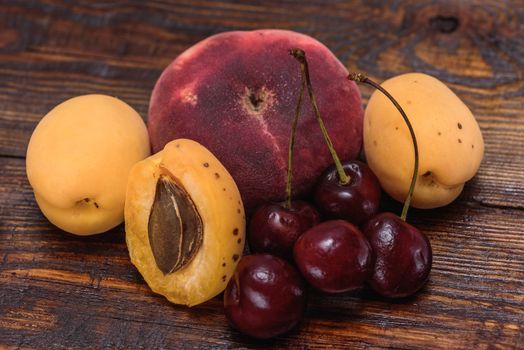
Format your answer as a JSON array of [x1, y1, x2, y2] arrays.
[[363, 212, 432, 298], [314, 160, 381, 225], [293, 220, 373, 293], [248, 200, 320, 259], [223, 254, 307, 339]]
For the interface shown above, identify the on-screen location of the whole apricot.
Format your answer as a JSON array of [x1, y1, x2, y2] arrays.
[[26, 94, 150, 235], [364, 73, 484, 208], [125, 139, 245, 307], [148, 29, 363, 210]]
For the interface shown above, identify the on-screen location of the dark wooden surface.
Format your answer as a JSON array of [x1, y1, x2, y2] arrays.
[[1, 1, 523, 349]]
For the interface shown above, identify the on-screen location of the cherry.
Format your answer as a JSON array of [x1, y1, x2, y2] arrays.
[[363, 212, 432, 298], [349, 73, 433, 298], [314, 160, 381, 225], [290, 50, 380, 225], [293, 220, 373, 293], [248, 200, 320, 259], [223, 254, 307, 339]]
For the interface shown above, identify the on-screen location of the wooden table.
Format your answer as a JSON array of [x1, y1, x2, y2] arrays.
[[1, 1, 523, 349]]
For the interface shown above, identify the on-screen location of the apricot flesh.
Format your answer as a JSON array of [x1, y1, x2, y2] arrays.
[[125, 139, 245, 307], [148, 29, 363, 210], [364, 73, 484, 208], [26, 94, 150, 235]]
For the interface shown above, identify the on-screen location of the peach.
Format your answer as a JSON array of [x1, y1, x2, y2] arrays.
[[26, 95, 150, 235], [148, 29, 363, 209]]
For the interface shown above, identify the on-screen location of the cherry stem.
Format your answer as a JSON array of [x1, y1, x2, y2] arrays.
[[290, 48, 350, 185], [348, 73, 418, 221], [285, 49, 307, 209]]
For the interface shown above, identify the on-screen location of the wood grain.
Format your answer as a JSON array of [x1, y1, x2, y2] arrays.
[[0, 0, 523, 349]]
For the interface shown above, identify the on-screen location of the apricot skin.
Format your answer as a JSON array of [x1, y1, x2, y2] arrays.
[[125, 139, 245, 307], [148, 29, 363, 210], [364, 73, 484, 208], [26, 94, 150, 235]]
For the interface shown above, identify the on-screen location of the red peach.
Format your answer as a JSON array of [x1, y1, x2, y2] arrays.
[[148, 29, 363, 210]]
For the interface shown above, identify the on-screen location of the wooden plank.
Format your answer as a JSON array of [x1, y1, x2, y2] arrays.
[[1, 0, 523, 157], [1, 155, 523, 349]]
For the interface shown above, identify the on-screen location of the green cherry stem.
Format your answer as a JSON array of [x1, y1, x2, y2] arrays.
[[285, 49, 307, 209], [348, 73, 418, 221], [290, 48, 350, 185]]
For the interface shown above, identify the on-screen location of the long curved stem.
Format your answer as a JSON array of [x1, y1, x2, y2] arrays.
[[348, 73, 418, 221], [290, 48, 350, 185], [285, 54, 306, 209]]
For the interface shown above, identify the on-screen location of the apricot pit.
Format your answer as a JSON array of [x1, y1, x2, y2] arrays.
[[148, 177, 203, 274]]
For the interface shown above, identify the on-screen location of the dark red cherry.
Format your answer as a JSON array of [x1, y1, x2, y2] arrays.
[[293, 220, 373, 293], [363, 212, 432, 298], [223, 254, 307, 339], [248, 200, 320, 259], [314, 160, 381, 225]]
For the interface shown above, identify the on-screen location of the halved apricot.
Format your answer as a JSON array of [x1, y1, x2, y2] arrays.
[[125, 139, 245, 306]]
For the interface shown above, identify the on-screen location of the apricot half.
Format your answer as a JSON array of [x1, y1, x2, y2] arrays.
[[364, 73, 484, 209], [125, 139, 245, 306], [26, 94, 150, 235]]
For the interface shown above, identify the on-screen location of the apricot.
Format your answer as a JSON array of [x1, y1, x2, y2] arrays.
[[125, 139, 245, 307], [148, 29, 363, 210], [26, 94, 150, 235], [364, 73, 484, 208]]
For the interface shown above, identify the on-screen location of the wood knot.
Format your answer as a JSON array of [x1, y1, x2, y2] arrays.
[[429, 15, 460, 33]]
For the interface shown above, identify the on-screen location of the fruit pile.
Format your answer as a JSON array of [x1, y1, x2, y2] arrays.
[[223, 49, 433, 339], [25, 29, 484, 340]]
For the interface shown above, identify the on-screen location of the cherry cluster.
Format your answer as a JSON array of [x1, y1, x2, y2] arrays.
[[223, 49, 432, 339]]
